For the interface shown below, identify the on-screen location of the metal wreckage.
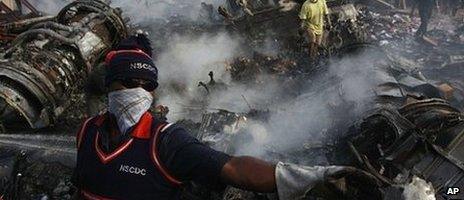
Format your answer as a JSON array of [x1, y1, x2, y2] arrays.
[[0, 0, 463, 199]]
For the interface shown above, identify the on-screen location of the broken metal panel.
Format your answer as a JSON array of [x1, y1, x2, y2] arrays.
[[0, 75, 47, 128], [368, 53, 445, 102], [347, 99, 464, 198], [0, 0, 127, 129], [412, 151, 464, 196], [443, 124, 464, 156], [372, 70, 441, 101], [0, 16, 56, 39], [374, 83, 405, 97], [198, 110, 248, 154]]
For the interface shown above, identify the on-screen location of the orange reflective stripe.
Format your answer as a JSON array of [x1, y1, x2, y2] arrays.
[[150, 123, 183, 187], [95, 131, 134, 164], [77, 117, 93, 149], [81, 190, 114, 200]]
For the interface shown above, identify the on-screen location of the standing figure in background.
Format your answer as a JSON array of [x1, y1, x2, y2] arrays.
[[299, 0, 331, 61], [415, 0, 436, 37]]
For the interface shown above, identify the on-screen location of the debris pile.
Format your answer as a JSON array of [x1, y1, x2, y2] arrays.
[[0, 149, 74, 200], [343, 99, 464, 199], [229, 53, 298, 83], [363, 8, 464, 69]]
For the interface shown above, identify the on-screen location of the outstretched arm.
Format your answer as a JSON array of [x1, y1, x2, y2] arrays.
[[158, 127, 276, 191], [220, 156, 277, 192], [159, 126, 381, 198]]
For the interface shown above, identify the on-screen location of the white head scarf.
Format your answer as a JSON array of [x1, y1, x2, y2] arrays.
[[108, 87, 153, 134]]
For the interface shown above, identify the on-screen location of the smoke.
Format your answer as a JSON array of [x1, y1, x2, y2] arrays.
[[157, 33, 240, 86], [147, 15, 383, 161], [111, 0, 226, 23], [403, 176, 436, 200], [232, 49, 382, 160], [155, 32, 244, 120], [30, 0, 69, 15], [153, 35, 383, 161], [31, 0, 383, 164], [254, 36, 281, 57], [32, 0, 227, 23]]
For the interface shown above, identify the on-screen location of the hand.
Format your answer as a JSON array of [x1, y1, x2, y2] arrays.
[[323, 166, 383, 200], [275, 163, 384, 200]]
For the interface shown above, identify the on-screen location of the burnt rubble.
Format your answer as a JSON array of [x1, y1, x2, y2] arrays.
[[0, 148, 74, 200], [339, 99, 464, 199]]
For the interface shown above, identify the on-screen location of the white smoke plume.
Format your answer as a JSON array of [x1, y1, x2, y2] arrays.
[[403, 176, 436, 200], [232, 49, 382, 159], [31, 0, 70, 15], [111, 0, 227, 23], [157, 33, 240, 87], [32, 0, 226, 22], [155, 32, 244, 120]]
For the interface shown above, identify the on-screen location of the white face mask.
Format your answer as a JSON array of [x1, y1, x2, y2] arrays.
[[108, 87, 153, 134]]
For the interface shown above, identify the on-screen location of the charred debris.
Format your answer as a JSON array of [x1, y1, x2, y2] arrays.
[[0, 0, 463, 199]]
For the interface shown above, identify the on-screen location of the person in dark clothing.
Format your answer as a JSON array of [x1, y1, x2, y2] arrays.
[[414, 0, 436, 37], [72, 34, 383, 200]]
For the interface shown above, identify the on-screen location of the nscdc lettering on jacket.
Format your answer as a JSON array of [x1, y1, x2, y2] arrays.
[[119, 164, 147, 176]]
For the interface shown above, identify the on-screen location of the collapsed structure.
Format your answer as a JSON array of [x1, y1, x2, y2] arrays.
[[0, 0, 127, 130], [345, 99, 464, 199], [192, 44, 464, 199]]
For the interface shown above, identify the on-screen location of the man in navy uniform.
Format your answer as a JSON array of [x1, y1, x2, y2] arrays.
[[72, 35, 382, 200]]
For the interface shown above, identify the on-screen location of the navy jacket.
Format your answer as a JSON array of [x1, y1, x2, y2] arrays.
[[72, 112, 231, 200]]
